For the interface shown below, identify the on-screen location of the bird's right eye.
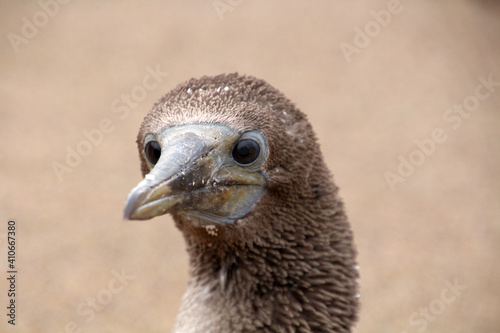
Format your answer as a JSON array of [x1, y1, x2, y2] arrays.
[[145, 140, 161, 165]]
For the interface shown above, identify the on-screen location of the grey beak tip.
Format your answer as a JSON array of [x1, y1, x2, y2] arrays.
[[123, 186, 145, 221], [123, 206, 134, 221]]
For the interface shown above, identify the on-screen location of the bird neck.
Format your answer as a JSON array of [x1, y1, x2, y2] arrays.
[[173, 191, 359, 331]]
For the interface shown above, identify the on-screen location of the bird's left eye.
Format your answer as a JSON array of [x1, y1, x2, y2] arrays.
[[145, 140, 161, 165], [232, 139, 260, 165]]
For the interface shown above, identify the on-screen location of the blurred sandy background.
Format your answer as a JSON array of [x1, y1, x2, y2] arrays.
[[0, 0, 499, 332]]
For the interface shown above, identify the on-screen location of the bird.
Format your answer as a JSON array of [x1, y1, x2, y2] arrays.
[[124, 73, 359, 332]]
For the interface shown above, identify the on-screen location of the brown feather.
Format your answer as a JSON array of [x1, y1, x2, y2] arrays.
[[136, 73, 359, 332]]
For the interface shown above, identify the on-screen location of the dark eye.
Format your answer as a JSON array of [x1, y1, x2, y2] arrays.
[[232, 139, 260, 165], [145, 141, 161, 165]]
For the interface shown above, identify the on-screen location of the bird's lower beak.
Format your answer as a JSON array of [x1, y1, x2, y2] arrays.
[[124, 124, 267, 225]]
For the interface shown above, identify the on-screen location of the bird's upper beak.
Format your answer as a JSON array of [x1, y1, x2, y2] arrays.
[[124, 124, 267, 225]]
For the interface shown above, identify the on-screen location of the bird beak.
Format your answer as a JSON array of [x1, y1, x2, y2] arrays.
[[124, 124, 267, 225]]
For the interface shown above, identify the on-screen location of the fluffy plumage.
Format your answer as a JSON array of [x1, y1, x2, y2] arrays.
[[126, 73, 359, 332]]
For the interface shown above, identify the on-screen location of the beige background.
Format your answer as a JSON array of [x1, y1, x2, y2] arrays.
[[1, 0, 499, 332]]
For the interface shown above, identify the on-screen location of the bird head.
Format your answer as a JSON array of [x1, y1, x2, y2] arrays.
[[124, 73, 321, 230]]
